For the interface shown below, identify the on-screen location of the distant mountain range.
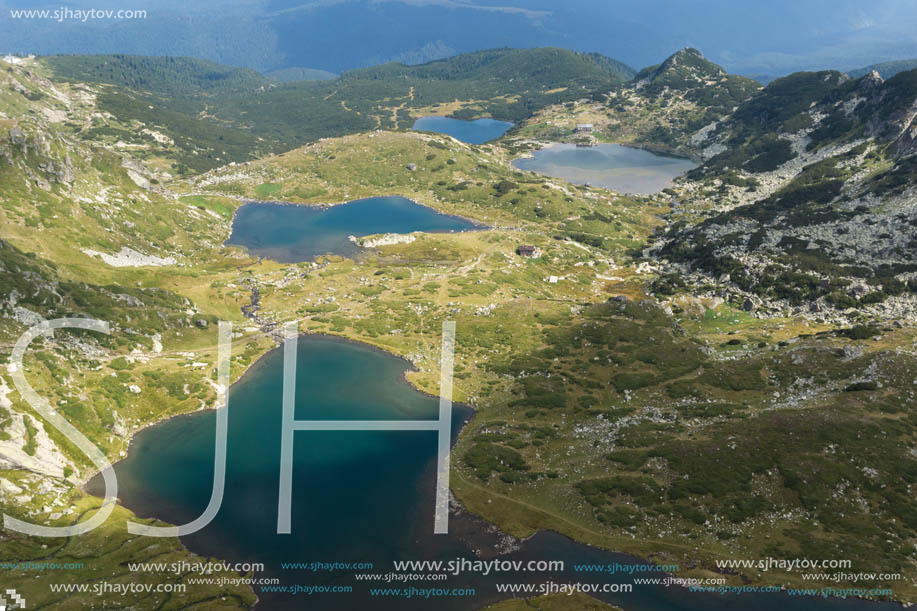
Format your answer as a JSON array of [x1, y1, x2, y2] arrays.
[[849, 59, 917, 79], [3, 0, 917, 78]]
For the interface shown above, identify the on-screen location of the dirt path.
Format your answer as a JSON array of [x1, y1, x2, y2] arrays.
[[388, 86, 415, 128], [456, 253, 484, 274]]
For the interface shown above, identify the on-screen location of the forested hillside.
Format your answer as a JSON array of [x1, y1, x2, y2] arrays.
[[44, 48, 634, 174], [43, 55, 270, 98]]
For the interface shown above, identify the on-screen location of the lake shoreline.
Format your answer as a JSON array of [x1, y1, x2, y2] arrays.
[[227, 194, 488, 226], [81, 327, 478, 521], [510, 141, 698, 194], [411, 116, 513, 145], [511, 138, 703, 165], [82, 327, 474, 488], [80, 329, 483, 610], [221, 194, 489, 261], [81, 328, 909, 609]]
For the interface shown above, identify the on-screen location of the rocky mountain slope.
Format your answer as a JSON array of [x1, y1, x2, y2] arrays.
[[0, 57, 258, 608], [511, 47, 917, 321], [655, 68, 917, 320], [632, 47, 760, 125], [508, 48, 760, 155]]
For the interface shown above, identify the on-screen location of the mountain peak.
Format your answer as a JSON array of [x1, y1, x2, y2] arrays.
[[859, 69, 885, 89], [656, 47, 724, 79], [672, 47, 706, 61], [634, 47, 733, 91]]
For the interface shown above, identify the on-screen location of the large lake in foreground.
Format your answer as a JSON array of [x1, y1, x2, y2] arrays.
[[412, 116, 513, 144], [225, 196, 479, 262], [91, 336, 899, 610], [513, 143, 698, 194]]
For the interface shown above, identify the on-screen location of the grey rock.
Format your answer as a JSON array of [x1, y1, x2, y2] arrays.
[[842, 345, 864, 359]]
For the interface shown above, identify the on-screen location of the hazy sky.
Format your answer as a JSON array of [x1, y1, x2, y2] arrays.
[[2, 0, 916, 74]]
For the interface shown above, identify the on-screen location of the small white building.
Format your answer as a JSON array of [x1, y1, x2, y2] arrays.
[[575, 123, 594, 133]]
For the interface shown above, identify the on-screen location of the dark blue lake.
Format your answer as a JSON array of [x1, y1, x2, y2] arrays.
[[412, 116, 513, 144], [512, 143, 698, 194], [225, 196, 479, 262], [92, 337, 901, 610]]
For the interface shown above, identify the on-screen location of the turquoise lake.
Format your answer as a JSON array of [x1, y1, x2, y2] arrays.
[[412, 116, 513, 144], [512, 143, 698, 194], [225, 195, 479, 262], [92, 336, 900, 610]]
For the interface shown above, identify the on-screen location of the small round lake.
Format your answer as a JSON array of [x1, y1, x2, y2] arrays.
[[225, 195, 479, 262], [412, 116, 513, 144], [512, 143, 698, 194]]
